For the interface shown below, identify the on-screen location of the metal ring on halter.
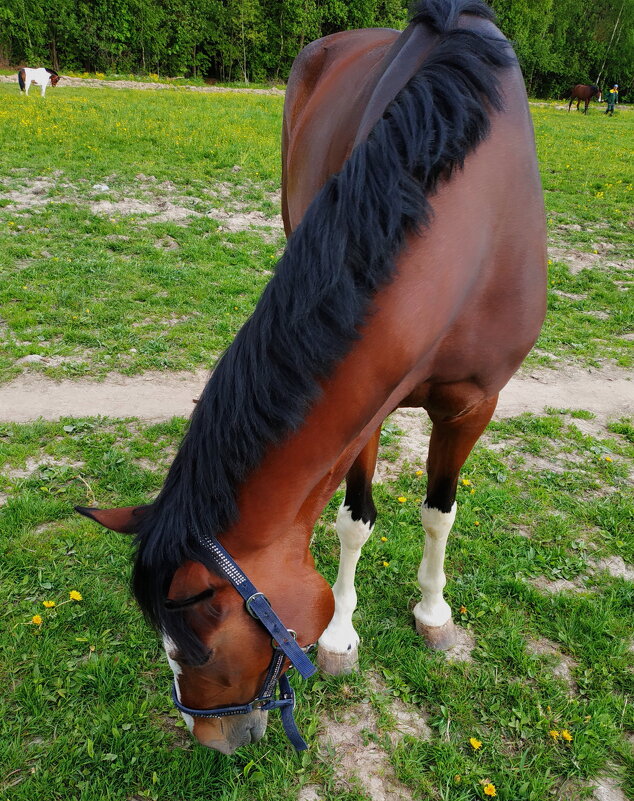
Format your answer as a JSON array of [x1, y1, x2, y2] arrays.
[[245, 592, 269, 618], [271, 629, 297, 649]]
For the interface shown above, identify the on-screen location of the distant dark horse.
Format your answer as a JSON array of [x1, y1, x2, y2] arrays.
[[566, 84, 601, 113], [78, 0, 546, 755]]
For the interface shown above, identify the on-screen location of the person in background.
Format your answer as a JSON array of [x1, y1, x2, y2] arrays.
[[605, 84, 619, 115]]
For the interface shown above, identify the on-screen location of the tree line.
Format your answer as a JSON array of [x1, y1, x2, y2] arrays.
[[0, 0, 631, 97]]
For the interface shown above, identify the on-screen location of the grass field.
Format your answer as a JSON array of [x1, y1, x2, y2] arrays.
[[0, 83, 633, 801]]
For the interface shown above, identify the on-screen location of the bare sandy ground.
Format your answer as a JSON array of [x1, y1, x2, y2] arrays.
[[0, 364, 630, 424]]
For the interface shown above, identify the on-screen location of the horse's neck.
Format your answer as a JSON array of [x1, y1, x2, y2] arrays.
[[221, 254, 432, 556]]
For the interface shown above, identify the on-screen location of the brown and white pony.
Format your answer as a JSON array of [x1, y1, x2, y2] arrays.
[[78, 0, 546, 754], [18, 67, 60, 97]]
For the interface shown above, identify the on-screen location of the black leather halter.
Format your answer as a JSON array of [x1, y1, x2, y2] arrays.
[[170, 534, 316, 750]]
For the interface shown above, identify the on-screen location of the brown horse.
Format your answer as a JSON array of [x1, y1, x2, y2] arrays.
[[566, 83, 601, 113], [77, 0, 546, 754]]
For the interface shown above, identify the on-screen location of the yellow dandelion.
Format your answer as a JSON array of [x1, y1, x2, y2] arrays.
[[43, 600, 55, 608], [469, 736, 482, 749], [470, 488, 475, 495], [461, 478, 471, 486], [382, 561, 390, 567], [69, 590, 83, 601], [549, 730, 560, 740], [604, 455, 612, 462], [561, 729, 573, 742], [380, 536, 388, 542], [31, 615, 43, 626], [397, 496, 407, 503], [474, 521, 480, 526], [460, 605, 468, 615], [415, 469, 423, 476], [483, 783, 496, 797]]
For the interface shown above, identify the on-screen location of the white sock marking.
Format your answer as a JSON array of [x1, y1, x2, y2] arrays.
[[413, 502, 457, 628], [318, 504, 373, 655]]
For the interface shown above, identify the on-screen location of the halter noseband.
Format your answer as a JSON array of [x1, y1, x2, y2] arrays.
[[170, 534, 317, 751]]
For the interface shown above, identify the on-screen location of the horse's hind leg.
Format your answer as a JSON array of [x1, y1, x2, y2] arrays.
[[414, 395, 498, 650], [317, 426, 380, 675]]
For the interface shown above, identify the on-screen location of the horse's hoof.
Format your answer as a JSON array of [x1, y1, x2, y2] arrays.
[[415, 617, 457, 651], [317, 645, 359, 675]]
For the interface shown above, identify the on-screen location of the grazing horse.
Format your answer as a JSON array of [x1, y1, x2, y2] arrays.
[[566, 84, 601, 113], [77, 0, 546, 755], [18, 67, 60, 97]]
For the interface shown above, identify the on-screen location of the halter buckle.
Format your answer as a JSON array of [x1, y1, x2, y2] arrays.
[[245, 592, 269, 618]]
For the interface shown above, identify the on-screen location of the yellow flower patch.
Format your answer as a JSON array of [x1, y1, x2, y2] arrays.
[[469, 736, 482, 749]]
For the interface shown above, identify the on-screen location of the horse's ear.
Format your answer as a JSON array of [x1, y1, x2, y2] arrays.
[[75, 504, 150, 534]]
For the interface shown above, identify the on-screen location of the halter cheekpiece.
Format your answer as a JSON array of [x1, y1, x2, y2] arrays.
[[170, 533, 317, 750]]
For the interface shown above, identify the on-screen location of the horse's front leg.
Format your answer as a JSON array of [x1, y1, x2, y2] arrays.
[[414, 395, 498, 650], [318, 427, 380, 675]]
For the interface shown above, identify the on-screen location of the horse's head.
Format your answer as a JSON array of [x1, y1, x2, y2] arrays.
[[50, 75, 60, 87], [76, 504, 334, 754]]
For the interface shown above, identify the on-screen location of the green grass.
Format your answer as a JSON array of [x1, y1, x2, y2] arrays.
[[0, 84, 284, 381], [0, 83, 632, 799], [528, 104, 634, 369], [0, 86, 632, 382], [0, 412, 632, 800]]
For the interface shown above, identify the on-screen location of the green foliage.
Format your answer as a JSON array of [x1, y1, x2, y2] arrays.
[[0, 0, 408, 82], [1, 0, 631, 93]]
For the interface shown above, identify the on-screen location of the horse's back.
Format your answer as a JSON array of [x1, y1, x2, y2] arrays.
[[282, 12, 546, 412]]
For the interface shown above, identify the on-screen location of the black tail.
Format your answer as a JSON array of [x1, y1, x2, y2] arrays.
[[18, 69, 25, 91]]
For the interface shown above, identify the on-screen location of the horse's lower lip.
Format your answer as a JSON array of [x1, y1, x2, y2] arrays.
[[203, 738, 240, 755]]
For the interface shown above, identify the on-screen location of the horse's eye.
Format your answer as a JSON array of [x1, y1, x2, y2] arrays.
[[181, 648, 214, 668], [164, 588, 216, 609]]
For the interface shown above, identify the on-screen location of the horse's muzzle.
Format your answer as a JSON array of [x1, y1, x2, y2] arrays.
[[192, 710, 268, 754]]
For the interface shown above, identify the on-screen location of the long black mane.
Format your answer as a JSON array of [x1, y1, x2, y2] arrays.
[[133, 0, 514, 661]]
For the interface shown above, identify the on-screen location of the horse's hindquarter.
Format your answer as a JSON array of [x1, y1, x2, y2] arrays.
[[283, 29, 400, 228]]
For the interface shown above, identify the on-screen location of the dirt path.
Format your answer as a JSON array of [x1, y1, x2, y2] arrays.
[[0, 365, 630, 424], [0, 74, 284, 95]]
